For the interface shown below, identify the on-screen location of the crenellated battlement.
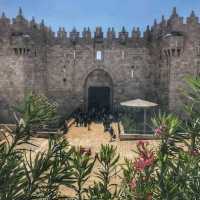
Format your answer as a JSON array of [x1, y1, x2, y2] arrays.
[[0, 6, 200, 61], [0, 7, 199, 47]]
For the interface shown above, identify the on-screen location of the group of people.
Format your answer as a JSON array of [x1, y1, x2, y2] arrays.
[[73, 108, 92, 130], [72, 107, 117, 142]]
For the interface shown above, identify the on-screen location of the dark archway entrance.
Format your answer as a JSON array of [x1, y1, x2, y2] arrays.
[[84, 69, 113, 112], [88, 86, 111, 111]]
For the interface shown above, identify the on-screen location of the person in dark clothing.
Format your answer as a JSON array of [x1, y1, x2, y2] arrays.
[[80, 113, 84, 127], [108, 126, 114, 142], [83, 113, 87, 127], [87, 116, 92, 131], [103, 117, 107, 132], [75, 114, 79, 127], [109, 126, 116, 142], [106, 117, 111, 131]]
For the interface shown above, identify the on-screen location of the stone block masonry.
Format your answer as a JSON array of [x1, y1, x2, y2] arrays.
[[0, 7, 199, 122]]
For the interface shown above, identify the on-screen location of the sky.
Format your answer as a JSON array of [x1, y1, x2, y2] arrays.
[[0, 0, 200, 34]]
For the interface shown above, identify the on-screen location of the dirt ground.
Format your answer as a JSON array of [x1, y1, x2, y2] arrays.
[[66, 122, 159, 162], [1, 122, 160, 197], [59, 122, 160, 196]]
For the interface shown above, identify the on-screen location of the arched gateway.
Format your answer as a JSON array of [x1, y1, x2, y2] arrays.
[[84, 69, 113, 112]]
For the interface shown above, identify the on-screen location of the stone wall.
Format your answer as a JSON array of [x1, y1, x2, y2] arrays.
[[0, 7, 200, 122], [0, 54, 25, 122], [46, 42, 151, 116]]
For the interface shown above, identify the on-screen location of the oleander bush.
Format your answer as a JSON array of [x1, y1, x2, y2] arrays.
[[0, 76, 200, 200]]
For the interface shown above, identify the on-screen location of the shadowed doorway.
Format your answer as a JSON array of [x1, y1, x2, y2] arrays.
[[84, 69, 113, 112], [88, 86, 111, 111]]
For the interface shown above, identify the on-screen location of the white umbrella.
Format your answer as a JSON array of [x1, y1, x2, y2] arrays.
[[120, 99, 158, 108], [120, 99, 158, 133]]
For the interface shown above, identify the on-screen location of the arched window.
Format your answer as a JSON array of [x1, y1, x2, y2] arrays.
[[63, 65, 66, 73], [96, 50, 102, 60], [63, 66, 67, 83], [130, 65, 135, 79]]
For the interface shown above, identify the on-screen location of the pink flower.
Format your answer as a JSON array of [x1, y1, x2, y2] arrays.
[[190, 149, 199, 156], [134, 154, 154, 172], [155, 127, 162, 136], [137, 140, 149, 154], [134, 157, 146, 171], [154, 125, 167, 136], [144, 153, 154, 166], [129, 178, 137, 190], [134, 140, 155, 171]]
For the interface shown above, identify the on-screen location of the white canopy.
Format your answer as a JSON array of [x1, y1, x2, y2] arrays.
[[120, 99, 158, 134], [120, 98, 158, 108]]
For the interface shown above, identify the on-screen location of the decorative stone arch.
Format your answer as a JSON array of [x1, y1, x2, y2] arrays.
[[81, 65, 114, 85], [84, 69, 113, 111]]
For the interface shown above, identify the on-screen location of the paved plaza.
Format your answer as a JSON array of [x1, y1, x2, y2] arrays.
[[66, 122, 159, 162]]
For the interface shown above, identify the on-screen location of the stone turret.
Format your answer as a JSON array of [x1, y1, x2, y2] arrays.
[[14, 7, 23, 23], [119, 26, 128, 44], [143, 25, 151, 42], [57, 27, 67, 40], [0, 12, 10, 27], [0, 12, 10, 36], [167, 7, 183, 30], [48, 27, 55, 38], [82, 27, 91, 42], [12, 7, 28, 32], [39, 19, 49, 43], [82, 27, 87, 37], [39, 19, 45, 31], [160, 8, 186, 58], [70, 27, 79, 44], [45, 26, 54, 42], [131, 27, 141, 40], [151, 19, 161, 39], [160, 15, 167, 35], [187, 10, 199, 25], [107, 27, 115, 41], [94, 27, 103, 43], [153, 19, 157, 27], [9, 9, 34, 56], [161, 15, 166, 26], [30, 17, 38, 29]]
